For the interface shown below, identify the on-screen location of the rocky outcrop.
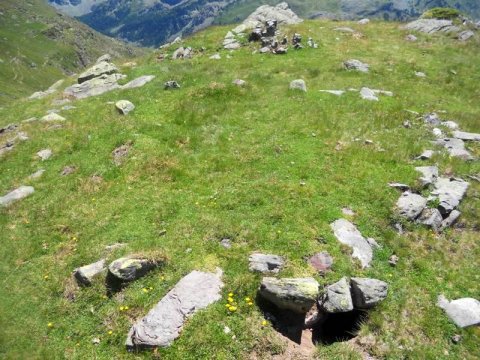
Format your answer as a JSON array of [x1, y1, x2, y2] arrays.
[[404, 19, 460, 34], [236, 2, 302, 32], [126, 270, 223, 349]]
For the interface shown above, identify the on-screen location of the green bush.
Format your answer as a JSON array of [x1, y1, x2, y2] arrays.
[[422, 7, 461, 20]]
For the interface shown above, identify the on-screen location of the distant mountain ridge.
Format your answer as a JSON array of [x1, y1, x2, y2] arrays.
[[47, 0, 480, 47]]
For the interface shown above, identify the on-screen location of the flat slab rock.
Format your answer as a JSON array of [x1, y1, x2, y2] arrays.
[[404, 19, 460, 34], [330, 219, 375, 268], [344, 59, 369, 73], [437, 295, 480, 328], [453, 131, 480, 142], [396, 192, 427, 220], [259, 277, 319, 313], [430, 177, 469, 216], [0, 186, 34, 207], [434, 138, 473, 160], [249, 253, 284, 273], [78, 61, 118, 84], [126, 270, 223, 349]]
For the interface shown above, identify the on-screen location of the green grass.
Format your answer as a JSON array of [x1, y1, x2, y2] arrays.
[[0, 20, 479, 359]]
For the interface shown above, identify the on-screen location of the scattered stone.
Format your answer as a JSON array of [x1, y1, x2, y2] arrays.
[[451, 334, 462, 344], [108, 257, 164, 284], [0, 186, 35, 207], [330, 219, 375, 268], [37, 149, 52, 161], [78, 61, 118, 84], [342, 207, 355, 216], [61, 166, 76, 176], [308, 252, 333, 274], [92, 337, 101, 345], [306, 37, 318, 48], [437, 295, 480, 328], [403, 120, 412, 128], [233, 79, 246, 87], [440, 209, 461, 230], [404, 19, 460, 34], [458, 30, 474, 41], [416, 150, 435, 160], [344, 59, 369, 73], [358, 19, 370, 25], [432, 128, 443, 138], [220, 238, 232, 249], [424, 113, 442, 126], [209, 54, 221, 60], [289, 79, 307, 92], [115, 100, 135, 115], [453, 131, 480, 142], [335, 27, 355, 33], [112, 142, 132, 166], [273, 47, 287, 54], [259, 46, 270, 54], [122, 75, 155, 90], [259, 277, 319, 313], [431, 177, 469, 216], [415, 71, 426, 78], [249, 253, 284, 273], [319, 90, 345, 96], [441, 121, 459, 130], [405, 34, 418, 41], [126, 270, 223, 349], [415, 166, 438, 187], [29, 169, 45, 179], [388, 254, 399, 267], [360, 87, 378, 101], [434, 138, 473, 160], [0, 123, 18, 135], [41, 113, 65, 122], [320, 277, 353, 313], [350, 278, 388, 309], [417, 208, 443, 231], [396, 192, 427, 220], [223, 326, 231, 334], [73, 259, 106, 286], [164, 81, 180, 90]]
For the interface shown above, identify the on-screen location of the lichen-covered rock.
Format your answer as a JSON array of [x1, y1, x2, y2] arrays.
[[108, 257, 164, 283], [351, 278, 388, 309], [396, 192, 427, 220], [437, 295, 480, 328], [249, 253, 284, 273], [259, 277, 319, 313], [126, 270, 223, 349], [73, 259, 106, 286], [0, 186, 34, 207], [41, 113, 65, 122], [319, 277, 353, 313]]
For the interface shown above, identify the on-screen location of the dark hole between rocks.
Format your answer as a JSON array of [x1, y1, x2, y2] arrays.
[[312, 310, 368, 345], [257, 294, 368, 346]]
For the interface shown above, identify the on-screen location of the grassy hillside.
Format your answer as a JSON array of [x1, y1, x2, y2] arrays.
[[0, 20, 479, 359], [0, 0, 143, 106]]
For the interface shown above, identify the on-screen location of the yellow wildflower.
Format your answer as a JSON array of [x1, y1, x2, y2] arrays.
[[228, 292, 234, 297], [108, 330, 113, 335], [229, 306, 237, 312], [262, 320, 268, 326], [47, 322, 54, 328], [228, 297, 234, 303]]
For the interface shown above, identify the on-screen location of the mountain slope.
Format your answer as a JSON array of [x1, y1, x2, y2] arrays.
[[47, 0, 480, 47], [0, 18, 479, 359], [0, 0, 143, 105]]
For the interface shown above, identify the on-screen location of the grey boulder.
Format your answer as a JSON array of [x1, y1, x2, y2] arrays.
[[126, 270, 223, 349], [73, 259, 107, 286], [437, 295, 480, 328], [319, 277, 353, 313], [344, 59, 369, 73], [430, 177, 469, 216], [37, 149, 53, 161], [434, 138, 473, 160], [115, 100, 135, 115], [404, 19, 460, 34], [0, 186, 34, 207], [360, 87, 378, 101], [417, 208, 443, 231], [289, 79, 307, 92], [351, 277, 388, 309], [440, 209, 461, 230], [396, 192, 427, 220], [64, 73, 125, 100], [259, 277, 319, 313], [78, 61, 118, 84], [415, 166, 438, 187], [108, 257, 164, 283], [249, 253, 284, 273], [330, 219, 375, 268], [453, 131, 480, 142]]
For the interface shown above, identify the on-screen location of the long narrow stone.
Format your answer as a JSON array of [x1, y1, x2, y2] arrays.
[[126, 269, 223, 350], [0, 186, 35, 207]]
